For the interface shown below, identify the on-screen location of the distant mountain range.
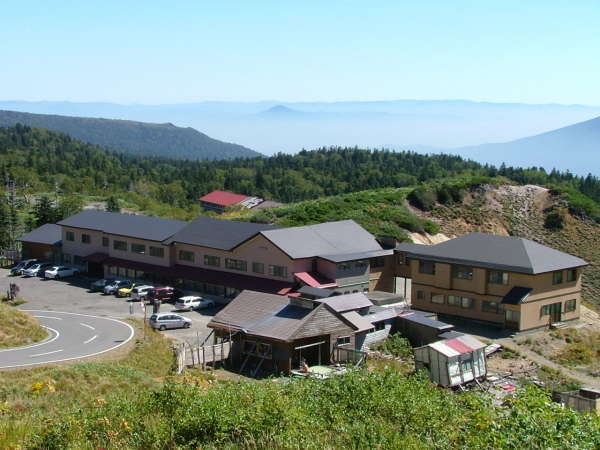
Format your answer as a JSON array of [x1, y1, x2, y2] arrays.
[[456, 115, 600, 175], [0, 110, 260, 160]]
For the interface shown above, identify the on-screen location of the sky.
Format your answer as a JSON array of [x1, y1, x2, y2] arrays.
[[1, 1, 599, 105]]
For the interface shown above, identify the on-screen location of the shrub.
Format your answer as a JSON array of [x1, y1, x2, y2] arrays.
[[544, 208, 567, 230], [408, 187, 437, 211], [371, 334, 413, 359]]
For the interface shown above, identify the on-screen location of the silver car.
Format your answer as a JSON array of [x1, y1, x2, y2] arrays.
[[149, 313, 192, 331], [22, 262, 54, 277]]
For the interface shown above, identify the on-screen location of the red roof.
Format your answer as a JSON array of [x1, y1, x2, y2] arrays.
[[198, 190, 251, 206], [294, 271, 337, 288]]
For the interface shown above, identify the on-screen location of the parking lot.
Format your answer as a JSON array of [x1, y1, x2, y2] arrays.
[[0, 269, 218, 345]]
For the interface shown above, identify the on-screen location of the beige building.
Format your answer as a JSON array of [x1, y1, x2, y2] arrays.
[[54, 211, 393, 300], [395, 233, 588, 331]]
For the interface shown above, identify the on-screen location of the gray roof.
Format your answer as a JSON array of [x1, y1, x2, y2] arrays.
[[17, 223, 62, 246], [208, 290, 317, 341], [319, 248, 393, 263], [57, 210, 187, 242], [341, 311, 374, 333], [164, 216, 280, 250], [365, 306, 399, 323], [297, 286, 335, 299], [397, 312, 454, 330], [396, 232, 588, 274], [318, 292, 373, 313], [260, 220, 383, 260]]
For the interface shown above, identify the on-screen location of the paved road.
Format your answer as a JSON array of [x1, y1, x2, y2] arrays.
[[0, 310, 134, 369]]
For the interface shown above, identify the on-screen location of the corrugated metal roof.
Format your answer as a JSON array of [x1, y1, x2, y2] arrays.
[[17, 223, 62, 246], [58, 210, 187, 242], [366, 307, 398, 322], [318, 293, 373, 313], [398, 312, 454, 330], [396, 232, 587, 274], [341, 311, 374, 333], [199, 190, 251, 206], [319, 248, 393, 263], [297, 286, 335, 298], [260, 220, 384, 259], [428, 335, 486, 357]]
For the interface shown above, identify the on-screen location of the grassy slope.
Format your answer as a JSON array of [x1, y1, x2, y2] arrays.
[[0, 304, 47, 349], [0, 320, 175, 448], [235, 188, 438, 241]]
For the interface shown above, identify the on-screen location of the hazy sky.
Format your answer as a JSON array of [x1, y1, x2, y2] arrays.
[[2, 1, 599, 104]]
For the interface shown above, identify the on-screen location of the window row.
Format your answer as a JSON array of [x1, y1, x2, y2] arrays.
[[112, 240, 165, 257], [176, 251, 289, 278], [552, 269, 578, 285], [419, 291, 502, 314], [540, 299, 577, 315], [339, 260, 369, 271]]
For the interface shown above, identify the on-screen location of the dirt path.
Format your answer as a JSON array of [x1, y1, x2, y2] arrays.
[[496, 337, 600, 389]]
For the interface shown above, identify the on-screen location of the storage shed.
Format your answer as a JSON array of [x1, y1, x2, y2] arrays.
[[414, 335, 487, 387]]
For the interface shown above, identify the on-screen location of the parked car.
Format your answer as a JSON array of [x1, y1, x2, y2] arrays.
[[149, 313, 192, 331], [117, 282, 137, 298], [175, 296, 215, 311], [103, 279, 132, 295], [146, 286, 184, 303], [10, 259, 39, 276], [90, 278, 114, 292], [22, 262, 54, 277], [44, 266, 79, 279], [130, 285, 154, 301]]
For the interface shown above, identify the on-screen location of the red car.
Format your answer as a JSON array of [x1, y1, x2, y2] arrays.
[[146, 286, 183, 303]]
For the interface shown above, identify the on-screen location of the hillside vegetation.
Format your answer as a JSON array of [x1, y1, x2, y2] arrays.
[[0, 303, 47, 348], [0, 110, 260, 160]]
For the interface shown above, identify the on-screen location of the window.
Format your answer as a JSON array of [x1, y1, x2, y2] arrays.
[[541, 304, 551, 316], [373, 322, 385, 331], [355, 260, 368, 269], [81, 234, 91, 244], [552, 271, 563, 285], [505, 309, 520, 323], [371, 256, 385, 268], [113, 240, 127, 251], [460, 359, 473, 373], [127, 268, 135, 279], [252, 262, 264, 274], [397, 253, 407, 265], [448, 295, 474, 309], [73, 255, 83, 265], [109, 265, 117, 275], [482, 301, 502, 314], [131, 243, 146, 254], [63, 253, 72, 264], [489, 270, 509, 285], [204, 255, 220, 267], [179, 250, 195, 262], [416, 290, 426, 300], [338, 263, 351, 271], [225, 258, 247, 271], [564, 299, 576, 312], [149, 246, 164, 258], [419, 260, 435, 275], [268, 265, 288, 278], [566, 269, 577, 282], [336, 336, 351, 346], [452, 265, 473, 280], [66, 231, 75, 242], [431, 294, 445, 304], [102, 237, 109, 247]]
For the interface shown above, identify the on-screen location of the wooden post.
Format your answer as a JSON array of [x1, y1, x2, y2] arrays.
[[212, 344, 216, 370], [221, 340, 225, 368], [202, 346, 206, 371]]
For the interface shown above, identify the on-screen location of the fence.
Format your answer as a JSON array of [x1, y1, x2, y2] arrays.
[[174, 341, 232, 374], [332, 346, 367, 367]]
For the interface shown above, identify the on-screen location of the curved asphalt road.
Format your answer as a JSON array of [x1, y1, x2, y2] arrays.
[[0, 310, 134, 369]]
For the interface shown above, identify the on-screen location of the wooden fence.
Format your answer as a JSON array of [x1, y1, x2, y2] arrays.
[[331, 346, 367, 366], [175, 341, 232, 374]]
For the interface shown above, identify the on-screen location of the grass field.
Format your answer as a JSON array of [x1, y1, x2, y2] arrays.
[[0, 303, 47, 349]]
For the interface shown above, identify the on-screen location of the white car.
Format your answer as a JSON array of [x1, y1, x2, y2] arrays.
[[130, 285, 154, 301], [44, 266, 79, 279], [22, 262, 54, 277], [174, 296, 215, 311]]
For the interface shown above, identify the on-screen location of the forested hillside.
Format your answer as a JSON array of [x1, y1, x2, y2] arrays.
[[1, 124, 599, 208], [0, 111, 260, 160]]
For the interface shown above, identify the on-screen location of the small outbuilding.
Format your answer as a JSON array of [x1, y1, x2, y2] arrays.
[[414, 334, 487, 388], [17, 223, 62, 262]]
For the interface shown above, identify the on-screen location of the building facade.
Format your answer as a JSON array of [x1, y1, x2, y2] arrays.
[[395, 233, 588, 331]]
